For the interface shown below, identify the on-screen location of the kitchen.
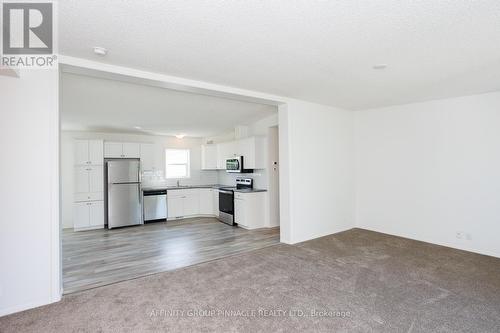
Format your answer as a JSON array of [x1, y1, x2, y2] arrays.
[[60, 70, 280, 293]]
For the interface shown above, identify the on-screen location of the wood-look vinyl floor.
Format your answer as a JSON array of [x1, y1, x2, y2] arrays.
[[62, 217, 280, 294]]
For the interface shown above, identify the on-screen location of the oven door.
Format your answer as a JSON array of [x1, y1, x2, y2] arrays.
[[218, 189, 234, 225], [226, 157, 242, 173]]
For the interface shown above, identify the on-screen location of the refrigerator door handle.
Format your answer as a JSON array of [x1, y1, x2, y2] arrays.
[[138, 185, 141, 204]]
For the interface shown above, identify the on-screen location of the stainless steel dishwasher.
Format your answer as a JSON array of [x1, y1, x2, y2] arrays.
[[143, 189, 167, 222]]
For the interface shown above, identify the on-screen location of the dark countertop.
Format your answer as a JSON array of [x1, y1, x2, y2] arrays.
[[233, 188, 267, 193], [141, 184, 267, 193], [141, 184, 223, 191]]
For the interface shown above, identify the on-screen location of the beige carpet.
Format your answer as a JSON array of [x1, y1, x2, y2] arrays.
[[1, 228, 500, 332]]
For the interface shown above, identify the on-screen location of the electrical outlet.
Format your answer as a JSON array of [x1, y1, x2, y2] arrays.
[[456, 232, 463, 239]]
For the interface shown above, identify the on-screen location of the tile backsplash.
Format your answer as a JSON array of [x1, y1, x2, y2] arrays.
[[142, 169, 219, 187], [142, 169, 267, 189]]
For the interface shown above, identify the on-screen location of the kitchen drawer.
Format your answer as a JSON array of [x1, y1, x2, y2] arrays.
[[166, 188, 200, 198], [166, 189, 189, 198], [75, 192, 104, 202], [234, 192, 242, 199]]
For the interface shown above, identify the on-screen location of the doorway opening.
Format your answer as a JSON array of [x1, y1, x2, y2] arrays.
[[58, 66, 284, 294]]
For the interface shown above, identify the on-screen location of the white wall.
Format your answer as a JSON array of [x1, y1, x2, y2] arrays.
[[0, 69, 60, 316], [355, 92, 500, 258], [61, 131, 217, 228], [250, 113, 279, 136], [282, 100, 355, 244], [267, 126, 280, 228]]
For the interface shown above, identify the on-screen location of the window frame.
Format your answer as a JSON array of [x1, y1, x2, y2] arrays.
[[165, 148, 191, 179]]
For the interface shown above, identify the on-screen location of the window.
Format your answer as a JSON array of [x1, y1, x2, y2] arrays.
[[165, 149, 190, 179]]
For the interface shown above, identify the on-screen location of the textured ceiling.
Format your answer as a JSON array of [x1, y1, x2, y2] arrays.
[[59, 1, 500, 110], [61, 73, 276, 137]]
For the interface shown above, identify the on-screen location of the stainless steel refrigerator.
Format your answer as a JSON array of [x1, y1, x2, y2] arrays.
[[105, 159, 143, 229]]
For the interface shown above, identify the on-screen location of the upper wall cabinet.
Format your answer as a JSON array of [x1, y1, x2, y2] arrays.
[[237, 136, 266, 169], [104, 142, 140, 158], [210, 136, 266, 170], [217, 141, 238, 169], [75, 139, 103, 165], [140, 143, 155, 171], [201, 144, 218, 170]]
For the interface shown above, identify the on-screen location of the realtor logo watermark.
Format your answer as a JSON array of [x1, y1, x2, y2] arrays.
[[1, 1, 57, 68]]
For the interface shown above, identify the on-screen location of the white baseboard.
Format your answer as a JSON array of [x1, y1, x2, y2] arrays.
[[356, 225, 500, 259]]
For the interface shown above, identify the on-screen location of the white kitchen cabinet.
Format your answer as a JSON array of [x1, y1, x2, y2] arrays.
[[88, 166, 103, 192], [88, 140, 104, 165], [236, 136, 266, 169], [140, 143, 155, 171], [184, 190, 200, 216], [89, 201, 104, 228], [73, 202, 90, 230], [122, 143, 140, 158], [73, 201, 104, 230], [75, 166, 90, 193], [167, 189, 202, 218], [212, 136, 266, 170], [234, 191, 267, 229], [201, 145, 218, 170], [199, 189, 213, 215], [104, 142, 123, 158], [75, 139, 103, 165], [167, 196, 184, 219], [234, 197, 247, 227], [213, 189, 219, 215], [75, 140, 89, 165], [217, 141, 238, 169], [104, 142, 140, 158], [74, 192, 103, 202], [75, 166, 103, 194]]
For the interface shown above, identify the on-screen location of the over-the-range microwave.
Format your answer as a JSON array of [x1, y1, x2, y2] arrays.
[[226, 156, 253, 173]]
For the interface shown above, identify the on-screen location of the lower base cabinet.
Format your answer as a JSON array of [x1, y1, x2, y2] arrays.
[[167, 188, 219, 219], [234, 192, 266, 229], [167, 196, 184, 219], [165, 188, 267, 228], [74, 201, 104, 230], [199, 189, 213, 215], [167, 189, 199, 219]]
